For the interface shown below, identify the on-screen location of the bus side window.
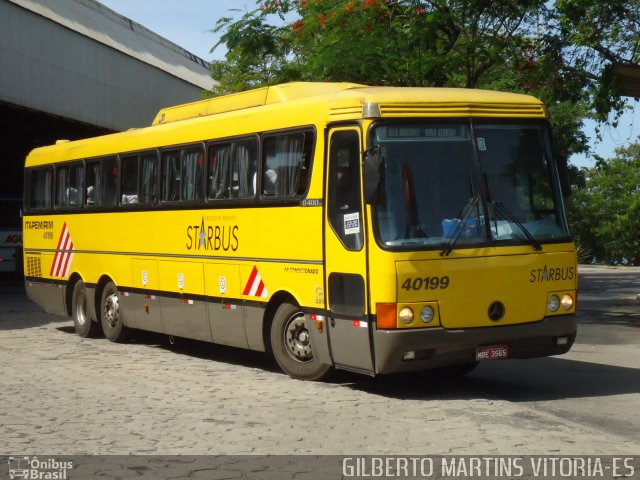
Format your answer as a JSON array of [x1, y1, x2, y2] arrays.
[[328, 131, 363, 251], [161, 151, 181, 201], [102, 157, 118, 207], [121, 155, 139, 204], [231, 140, 257, 198], [28, 167, 52, 210], [208, 143, 231, 199], [69, 163, 84, 206], [85, 161, 100, 206], [139, 153, 158, 204], [54, 166, 69, 207], [262, 132, 311, 197], [55, 162, 83, 208], [182, 146, 205, 201]]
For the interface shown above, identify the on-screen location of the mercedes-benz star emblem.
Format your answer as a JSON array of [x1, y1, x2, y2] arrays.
[[488, 301, 505, 322]]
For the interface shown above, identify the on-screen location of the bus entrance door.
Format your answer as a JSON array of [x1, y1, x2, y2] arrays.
[[324, 128, 374, 374]]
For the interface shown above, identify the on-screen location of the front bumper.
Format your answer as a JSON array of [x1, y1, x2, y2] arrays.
[[373, 314, 577, 374]]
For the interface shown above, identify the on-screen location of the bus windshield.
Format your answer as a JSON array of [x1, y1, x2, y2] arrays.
[[371, 120, 570, 250]]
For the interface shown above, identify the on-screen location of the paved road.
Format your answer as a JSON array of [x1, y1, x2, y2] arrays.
[[1, 266, 639, 457]]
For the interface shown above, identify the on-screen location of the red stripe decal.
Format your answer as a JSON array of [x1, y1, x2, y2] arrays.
[[58, 237, 73, 277], [55, 223, 67, 251], [243, 266, 259, 295]]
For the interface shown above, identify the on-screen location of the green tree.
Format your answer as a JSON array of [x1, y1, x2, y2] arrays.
[[209, 0, 638, 157], [554, 0, 640, 122], [567, 138, 640, 265], [209, 8, 301, 95]]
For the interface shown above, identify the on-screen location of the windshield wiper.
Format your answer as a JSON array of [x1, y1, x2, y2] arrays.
[[440, 197, 480, 256], [492, 201, 542, 251]]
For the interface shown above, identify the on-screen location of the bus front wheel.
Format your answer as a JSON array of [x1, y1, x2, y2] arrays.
[[100, 281, 130, 343], [270, 302, 331, 381], [72, 280, 101, 338]]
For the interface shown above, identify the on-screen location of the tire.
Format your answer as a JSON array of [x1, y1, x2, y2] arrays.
[[72, 280, 101, 338], [270, 302, 331, 381], [99, 281, 130, 342]]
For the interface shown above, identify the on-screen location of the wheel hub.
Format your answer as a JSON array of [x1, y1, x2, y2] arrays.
[[285, 314, 313, 362], [104, 294, 119, 328]]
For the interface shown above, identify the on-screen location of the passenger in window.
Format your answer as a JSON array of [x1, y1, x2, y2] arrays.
[[263, 166, 277, 195], [86, 186, 95, 205], [67, 187, 79, 206]]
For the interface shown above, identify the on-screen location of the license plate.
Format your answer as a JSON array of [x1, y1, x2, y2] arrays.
[[475, 344, 508, 361]]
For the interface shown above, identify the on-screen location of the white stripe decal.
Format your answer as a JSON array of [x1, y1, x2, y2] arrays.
[[50, 223, 75, 278]]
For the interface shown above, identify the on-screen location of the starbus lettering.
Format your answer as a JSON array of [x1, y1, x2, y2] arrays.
[[529, 265, 575, 283], [186, 218, 239, 252]]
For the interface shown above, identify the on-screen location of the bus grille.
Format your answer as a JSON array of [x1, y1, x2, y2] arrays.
[[26, 256, 42, 277]]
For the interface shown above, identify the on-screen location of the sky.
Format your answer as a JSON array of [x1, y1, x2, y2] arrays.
[[98, 0, 640, 168]]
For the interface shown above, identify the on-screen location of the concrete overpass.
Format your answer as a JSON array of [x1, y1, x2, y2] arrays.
[[0, 0, 214, 197]]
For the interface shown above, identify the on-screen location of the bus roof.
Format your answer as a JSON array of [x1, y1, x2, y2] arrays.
[[25, 82, 546, 167], [152, 82, 545, 125]]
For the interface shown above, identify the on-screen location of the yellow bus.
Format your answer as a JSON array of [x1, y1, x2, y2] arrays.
[[23, 82, 577, 380]]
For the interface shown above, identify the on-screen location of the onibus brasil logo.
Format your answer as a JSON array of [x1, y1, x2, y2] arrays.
[[8, 457, 73, 479]]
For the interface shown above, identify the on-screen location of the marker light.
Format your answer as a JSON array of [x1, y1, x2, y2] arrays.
[[561, 294, 574, 311], [403, 351, 416, 361], [547, 295, 560, 312], [376, 303, 397, 329], [420, 306, 435, 323], [399, 307, 414, 324]]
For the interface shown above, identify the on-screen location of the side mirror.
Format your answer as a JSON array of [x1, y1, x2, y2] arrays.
[[557, 155, 571, 198], [363, 146, 383, 204]]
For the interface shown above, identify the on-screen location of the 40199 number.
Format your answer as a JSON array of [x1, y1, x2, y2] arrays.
[[401, 276, 450, 291]]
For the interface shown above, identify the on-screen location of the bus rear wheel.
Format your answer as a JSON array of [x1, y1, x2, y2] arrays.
[[100, 281, 130, 342], [72, 280, 101, 338], [270, 302, 331, 381]]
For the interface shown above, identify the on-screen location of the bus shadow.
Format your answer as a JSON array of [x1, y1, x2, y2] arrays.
[[55, 326, 284, 374], [345, 357, 640, 402], [156, 335, 282, 374]]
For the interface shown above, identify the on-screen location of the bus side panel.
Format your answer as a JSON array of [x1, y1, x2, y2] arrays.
[[25, 279, 67, 316], [123, 259, 164, 333], [244, 305, 266, 352], [204, 263, 249, 349], [23, 247, 67, 316], [158, 260, 211, 342]]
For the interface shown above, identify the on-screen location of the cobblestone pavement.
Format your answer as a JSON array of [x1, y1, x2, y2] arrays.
[[1, 268, 639, 457]]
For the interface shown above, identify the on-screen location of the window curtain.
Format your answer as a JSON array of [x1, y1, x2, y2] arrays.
[[182, 149, 203, 201], [273, 134, 303, 196], [70, 165, 83, 205], [140, 155, 157, 204], [234, 143, 254, 198], [56, 168, 69, 206], [162, 153, 180, 201], [209, 145, 231, 199]]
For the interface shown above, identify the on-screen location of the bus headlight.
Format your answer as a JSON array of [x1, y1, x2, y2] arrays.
[[561, 294, 574, 311], [547, 295, 560, 312], [399, 307, 414, 324], [420, 306, 435, 323]]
